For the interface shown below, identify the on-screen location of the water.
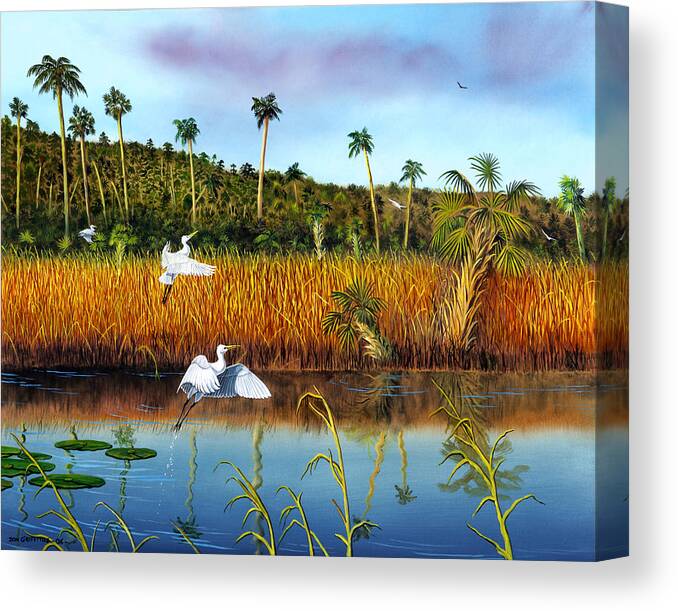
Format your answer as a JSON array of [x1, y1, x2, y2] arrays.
[[1, 370, 628, 560]]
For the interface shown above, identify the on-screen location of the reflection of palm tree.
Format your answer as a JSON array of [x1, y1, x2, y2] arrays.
[[174, 428, 202, 541], [354, 373, 401, 422], [434, 378, 529, 501], [352, 431, 387, 541], [394, 430, 416, 505], [251, 421, 265, 554], [110, 424, 134, 551]]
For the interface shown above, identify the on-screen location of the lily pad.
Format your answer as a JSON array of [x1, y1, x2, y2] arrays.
[[1, 446, 21, 458], [28, 474, 106, 490], [105, 448, 157, 461], [1, 458, 56, 478], [1, 479, 12, 491], [2, 446, 52, 461], [55, 439, 112, 452]]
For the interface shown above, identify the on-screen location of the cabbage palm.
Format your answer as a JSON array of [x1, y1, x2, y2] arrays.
[[27, 55, 87, 237], [601, 176, 617, 260], [400, 159, 426, 250], [173, 118, 200, 224], [434, 153, 538, 275], [103, 87, 132, 220], [348, 128, 379, 252], [251, 93, 282, 221], [9, 97, 28, 227], [284, 162, 306, 209], [68, 105, 95, 224], [558, 175, 587, 261]]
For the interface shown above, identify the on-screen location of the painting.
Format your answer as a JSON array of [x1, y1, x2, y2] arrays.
[[0, 1, 628, 560]]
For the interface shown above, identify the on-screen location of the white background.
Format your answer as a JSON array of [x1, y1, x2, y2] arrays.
[[0, 0, 676, 608]]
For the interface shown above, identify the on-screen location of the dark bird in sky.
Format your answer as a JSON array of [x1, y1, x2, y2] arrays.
[[457, 81, 469, 89]]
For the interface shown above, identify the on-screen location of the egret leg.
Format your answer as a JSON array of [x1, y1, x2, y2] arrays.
[[162, 283, 174, 305], [174, 398, 198, 431]]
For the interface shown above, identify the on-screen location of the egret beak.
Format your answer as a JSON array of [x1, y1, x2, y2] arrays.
[[187, 231, 198, 241], [225, 344, 240, 350]]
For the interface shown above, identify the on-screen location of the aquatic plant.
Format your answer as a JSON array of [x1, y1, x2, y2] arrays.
[[430, 380, 543, 560], [219, 460, 277, 555], [277, 486, 328, 556], [297, 388, 379, 557], [95, 501, 158, 552]]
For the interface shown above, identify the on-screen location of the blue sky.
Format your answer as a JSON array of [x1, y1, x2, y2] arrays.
[[1, 2, 628, 196]]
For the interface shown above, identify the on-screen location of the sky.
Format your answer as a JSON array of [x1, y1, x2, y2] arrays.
[[0, 2, 628, 196]]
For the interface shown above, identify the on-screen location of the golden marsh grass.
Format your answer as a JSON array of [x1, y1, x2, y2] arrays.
[[1, 253, 628, 371]]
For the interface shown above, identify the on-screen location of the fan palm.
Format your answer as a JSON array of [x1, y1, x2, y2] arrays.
[[284, 162, 306, 209], [68, 105, 96, 224], [251, 93, 282, 221], [27, 55, 87, 237], [558, 175, 587, 261], [9, 97, 28, 227], [173, 118, 200, 224], [434, 153, 538, 275], [348, 128, 380, 252], [103, 87, 132, 220], [400, 159, 426, 250], [601, 176, 617, 260]]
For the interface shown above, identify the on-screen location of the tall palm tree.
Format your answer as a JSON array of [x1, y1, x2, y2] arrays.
[[103, 87, 132, 221], [400, 159, 426, 250], [9, 97, 28, 228], [67, 105, 95, 225], [284, 162, 306, 210], [348, 128, 379, 252], [251, 93, 282, 221], [558, 175, 587, 261], [601, 176, 617, 261], [173, 118, 200, 225], [27, 55, 87, 237], [434, 153, 538, 275]]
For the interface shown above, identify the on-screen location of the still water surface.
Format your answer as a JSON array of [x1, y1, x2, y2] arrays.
[[1, 369, 628, 560]]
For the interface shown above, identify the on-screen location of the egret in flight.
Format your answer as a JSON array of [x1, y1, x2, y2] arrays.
[[387, 198, 404, 210], [159, 231, 216, 304], [174, 344, 271, 430], [79, 225, 96, 243]]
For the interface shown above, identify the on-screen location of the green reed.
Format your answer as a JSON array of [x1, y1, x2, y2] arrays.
[[430, 379, 543, 560]]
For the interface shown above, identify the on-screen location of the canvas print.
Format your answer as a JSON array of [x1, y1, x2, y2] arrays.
[[0, 1, 628, 560]]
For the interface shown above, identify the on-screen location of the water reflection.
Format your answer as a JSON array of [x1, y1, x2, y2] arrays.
[[1, 369, 629, 559]]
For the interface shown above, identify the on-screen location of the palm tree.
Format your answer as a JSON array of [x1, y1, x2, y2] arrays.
[[103, 87, 132, 220], [251, 93, 282, 221], [434, 153, 538, 275], [9, 97, 28, 228], [67, 105, 95, 224], [284, 162, 306, 210], [400, 159, 426, 250], [601, 176, 617, 260], [348, 128, 379, 252], [27, 55, 87, 237], [173, 118, 200, 225], [558, 175, 587, 261]]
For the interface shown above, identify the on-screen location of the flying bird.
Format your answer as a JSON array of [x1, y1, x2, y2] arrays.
[[174, 344, 271, 430], [388, 198, 405, 210], [457, 81, 469, 90], [78, 225, 96, 243], [159, 232, 216, 304], [541, 228, 557, 242]]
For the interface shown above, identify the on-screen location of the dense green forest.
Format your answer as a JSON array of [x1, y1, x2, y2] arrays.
[[1, 114, 628, 261]]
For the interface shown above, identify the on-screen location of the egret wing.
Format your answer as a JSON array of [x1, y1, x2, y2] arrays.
[[214, 364, 272, 399], [178, 355, 220, 398], [167, 257, 216, 277], [161, 242, 172, 268]]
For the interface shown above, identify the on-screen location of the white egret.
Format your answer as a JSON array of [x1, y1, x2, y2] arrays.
[[387, 198, 404, 210], [78, 225, 96, 243], [540, 228, 557, 242], [159, 231, 216, 304], [174, 344, 271, 430]]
